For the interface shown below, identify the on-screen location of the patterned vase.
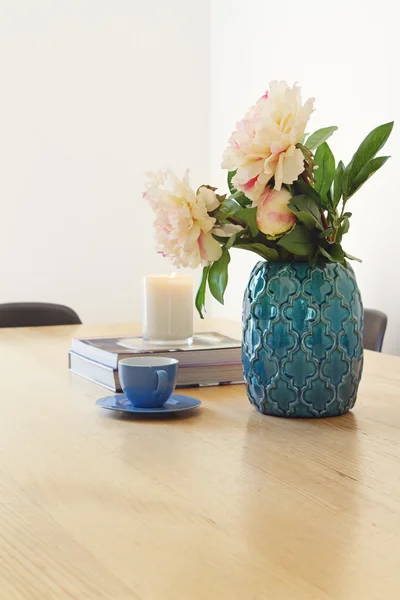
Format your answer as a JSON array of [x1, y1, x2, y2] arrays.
[[242, 262, 364, 417]]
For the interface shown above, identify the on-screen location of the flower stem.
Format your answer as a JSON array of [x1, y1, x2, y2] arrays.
[[321, 211, 334, 243]]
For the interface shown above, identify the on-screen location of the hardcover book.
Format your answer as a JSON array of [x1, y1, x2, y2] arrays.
[[68, 351, 243, 391], [71, 332, 241, 369]]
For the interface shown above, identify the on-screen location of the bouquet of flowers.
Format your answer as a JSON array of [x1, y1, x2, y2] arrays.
[[144, 81, 393, 317]]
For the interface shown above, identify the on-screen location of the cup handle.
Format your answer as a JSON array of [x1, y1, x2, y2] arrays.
[[155, 369, 168, 396]]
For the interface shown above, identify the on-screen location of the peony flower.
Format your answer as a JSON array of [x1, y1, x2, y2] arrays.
[[144, 170, 223, 268], [255, 187, 296, 236], [222, 81, 314, 203]]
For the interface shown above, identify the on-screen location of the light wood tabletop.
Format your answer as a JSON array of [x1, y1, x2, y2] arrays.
[[1, 321, 400, 600]]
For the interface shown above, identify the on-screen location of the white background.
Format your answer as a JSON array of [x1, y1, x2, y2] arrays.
[[1, 0, 399, 353], [210, 0, 400, 354], [0, 0, 209, 323]]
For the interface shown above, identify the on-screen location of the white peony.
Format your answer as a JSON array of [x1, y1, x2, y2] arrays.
[[222, 81, 314, 203], [144, 171, 222, 268]]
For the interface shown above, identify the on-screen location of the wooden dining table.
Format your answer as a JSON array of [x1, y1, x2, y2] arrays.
[[1, 320, 400, 599]]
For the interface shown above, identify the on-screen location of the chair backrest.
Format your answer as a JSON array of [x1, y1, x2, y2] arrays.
[[363, 308, 387, 352], [0, 302, 82, 328]]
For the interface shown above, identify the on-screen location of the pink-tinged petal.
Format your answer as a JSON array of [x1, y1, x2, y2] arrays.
[[267, 211, 295, 224], [198, 232, 223, 263], [280, 147, 305, 185], [222, 80, 314, 193], [270, 143, 285, 155], [274, 153, 285, 191], [145, 169, 222, 268], [234, 159, 264, 184], [197, 186, 220, 212], [183, 223, 201, 250], [233, 159, 271, 204], [256, 187, 296, 236], [242, 176, 258, 191]]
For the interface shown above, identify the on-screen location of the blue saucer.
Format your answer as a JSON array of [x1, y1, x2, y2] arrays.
[[96, 393, 201, 415]]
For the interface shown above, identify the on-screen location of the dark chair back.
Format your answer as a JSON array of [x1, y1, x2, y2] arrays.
[[0, 302, 82, 328], [363, 308, 387, 352]]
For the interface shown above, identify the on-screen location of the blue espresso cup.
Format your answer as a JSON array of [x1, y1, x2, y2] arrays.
[[118, 356, 179, 408]]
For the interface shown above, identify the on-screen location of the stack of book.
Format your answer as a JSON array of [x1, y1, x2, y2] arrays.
[[69, 332, 243, 391]]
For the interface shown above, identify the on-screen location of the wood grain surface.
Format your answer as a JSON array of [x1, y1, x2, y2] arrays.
[[0, 321, 400, 599]]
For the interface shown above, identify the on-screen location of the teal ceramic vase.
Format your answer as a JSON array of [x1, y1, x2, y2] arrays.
[[242, 262, 364, 417]]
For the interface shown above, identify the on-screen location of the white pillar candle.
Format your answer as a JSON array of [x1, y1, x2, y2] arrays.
[[142, 274, 194, 343]]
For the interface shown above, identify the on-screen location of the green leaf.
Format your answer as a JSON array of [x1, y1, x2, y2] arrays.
[[314, 142, 335, 197], [342, 164, 351, 200], [208, 250, 231, 305], [195, 265, 210, 319], [319, 243, 345, 264], [233, 192, 252, 207], [294, 179, 322, 206], [288, 195, 323, 231], [234, 206, 259, 237], [333, 160, 345, 208], [211, 234, 229, 244], [227, 170, 238, 194], [277, 247, 292, 261], [309, 248, 320, 265], [234, 242, 279, 261], [213, 197, 243, 221], [305, 126, 338, 151], [335, 217, 350, 244], [344, 252, 362, 263], [318, 246, 332, 261], [341, 217, 350, 235], [318, 227, 335, 239], [277, 225, 314, 256], [224, 229, 246, 250], [349, 156, 390, 197], [345, 122, 393, 198], [336, 215, 351, 227]]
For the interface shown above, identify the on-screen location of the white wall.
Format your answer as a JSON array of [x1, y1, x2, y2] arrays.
[[0, 0, 209, 323], [1, 0, 399, 353], [210, 0, 400, 354]]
